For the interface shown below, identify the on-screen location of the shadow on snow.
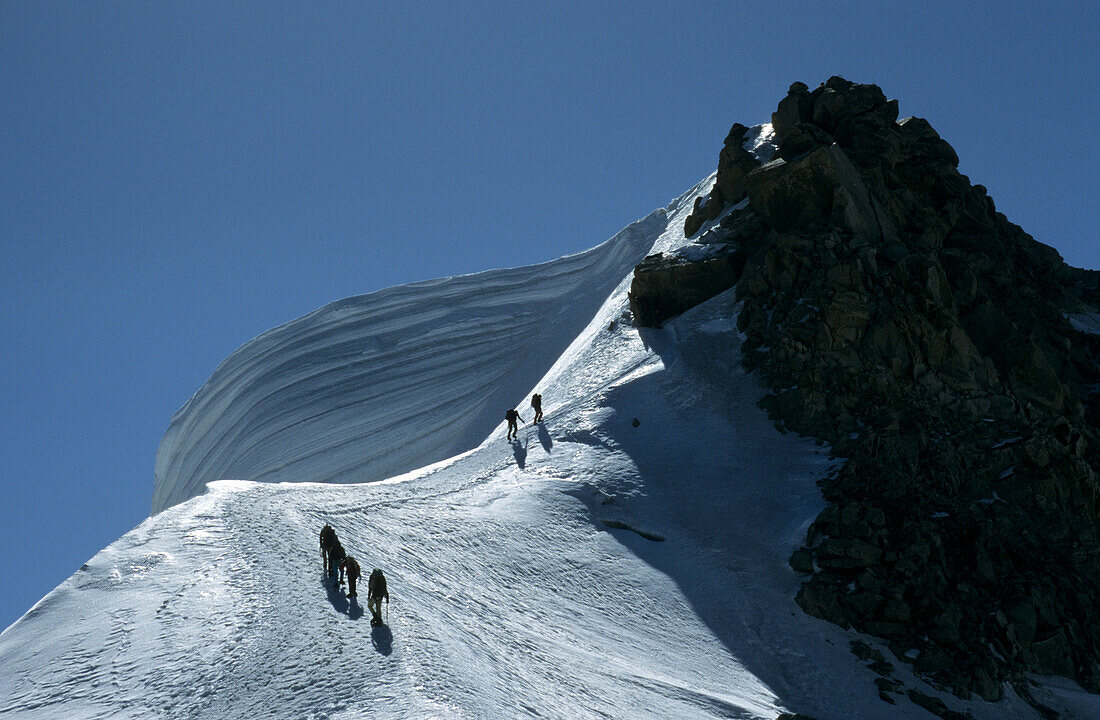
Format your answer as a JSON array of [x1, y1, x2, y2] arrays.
[[372, 623, 393, 656], [348, 598, 364, 620], [565, 293, 838, 716], [323, 573, 350, 615], [510, 436, 527, 468], [537, 422, 553, 452]]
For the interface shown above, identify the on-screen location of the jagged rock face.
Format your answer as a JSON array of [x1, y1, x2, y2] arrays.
[[745, 142, 889, 242], [632, 76, 1100, 703], [683, 124, 763, 238]]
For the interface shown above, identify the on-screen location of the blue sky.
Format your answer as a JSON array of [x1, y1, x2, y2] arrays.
[[1, 1, 1097, 631]]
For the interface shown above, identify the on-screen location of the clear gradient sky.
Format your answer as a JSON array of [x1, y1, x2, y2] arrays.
[[1, 2, 1097, 631]]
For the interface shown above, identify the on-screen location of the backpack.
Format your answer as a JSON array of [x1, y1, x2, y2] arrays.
[[320, 524, 336, 548], [369, 569, 387, 598]]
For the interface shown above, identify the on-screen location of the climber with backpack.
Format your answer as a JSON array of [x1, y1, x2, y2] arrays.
[[368, 568, 389, 626], [505, 408, 524, 441], [328, 541, 347, 581], [339, 555, 362, 598], [530, 393, 543, 424], [319, 524, 338, 575]]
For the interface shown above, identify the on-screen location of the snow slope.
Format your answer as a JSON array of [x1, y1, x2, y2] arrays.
[[152, 207, 665, 513], [5, 128, 1099, 718], [1068, 311, 1100, 336]]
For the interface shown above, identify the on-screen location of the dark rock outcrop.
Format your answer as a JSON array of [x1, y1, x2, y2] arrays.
[[683, 124, 763, 237], [771, 81, 814, 141], [745, 142, 890, 243], [715, 124, 761, 212], [629, 246, 746, 327], [631, 77, 1100, 704]]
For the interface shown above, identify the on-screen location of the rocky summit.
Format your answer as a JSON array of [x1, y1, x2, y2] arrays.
[[630, 77, 1100, 710]]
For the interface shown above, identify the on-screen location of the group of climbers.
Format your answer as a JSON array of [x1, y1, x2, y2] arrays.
[[319, 523, 389, 626], [317, 392, 544, 626], [505, 392, 543, 441]]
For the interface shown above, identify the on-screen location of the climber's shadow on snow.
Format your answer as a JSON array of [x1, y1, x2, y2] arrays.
[[510, 436, 527, 468], [537, 423, 552, 452], [347, 598, 364, 620], [371, 623, 393, 655], [323, 574, 349, 615]]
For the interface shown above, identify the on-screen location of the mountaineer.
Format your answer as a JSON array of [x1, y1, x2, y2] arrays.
[[505, 408, 524, 441], [368, 569, 389, 626]]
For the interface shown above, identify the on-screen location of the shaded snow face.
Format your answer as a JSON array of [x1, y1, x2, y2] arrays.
[[151, 210, 669, 514], [150, 125, 784, 516], [1068, 312, 1100, 336]]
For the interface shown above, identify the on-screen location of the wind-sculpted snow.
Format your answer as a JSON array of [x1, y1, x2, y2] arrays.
[[152, 209, 674, 514]]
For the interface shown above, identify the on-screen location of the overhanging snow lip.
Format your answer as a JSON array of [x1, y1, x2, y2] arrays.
[[151, 196, 688, 515]]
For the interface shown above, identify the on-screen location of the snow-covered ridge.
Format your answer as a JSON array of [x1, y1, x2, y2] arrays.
[[6, 163, 1098, 718], [152, 183, 709, 514], [152, 126, 779, 514]]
